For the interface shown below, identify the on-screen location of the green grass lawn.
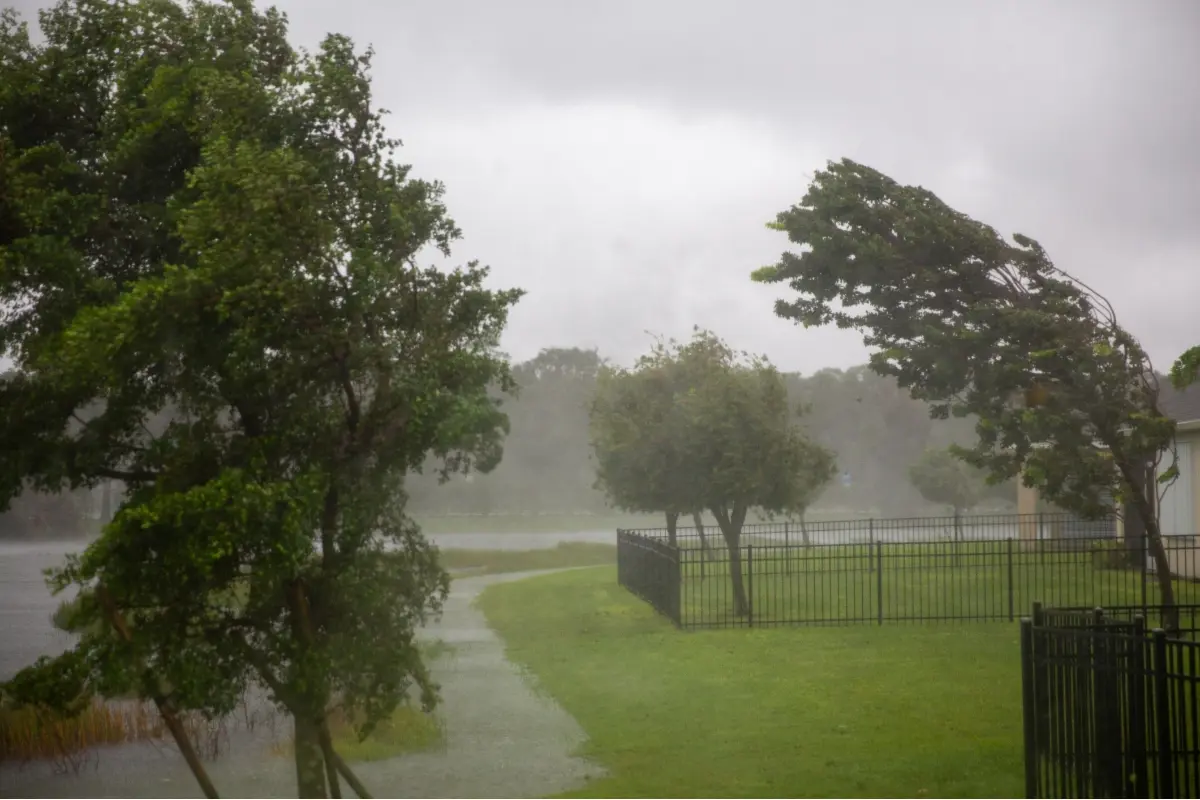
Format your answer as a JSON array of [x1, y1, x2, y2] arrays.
[[671, 540, 1200, 628], [479, 566, 1029, 798], [439, 542, 616, 575]]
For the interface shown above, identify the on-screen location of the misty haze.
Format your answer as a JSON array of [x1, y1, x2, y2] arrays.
[[1, 1, 1198, 798]]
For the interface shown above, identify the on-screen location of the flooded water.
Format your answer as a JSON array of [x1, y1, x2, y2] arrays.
[[0, 532, 606, 797], [0, 530, 615, 680]]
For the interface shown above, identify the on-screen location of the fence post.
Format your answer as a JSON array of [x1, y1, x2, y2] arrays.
[[1007, 538, 1015, 622], [1128, 615, 1148, 798], [783, 522, 791, 576], [746, 545, 754, 629], [618, 529, 627, 588], [1019, 618, 1039, 799], [1152, 629, 1174, 798], [1140, 535, 1148, 620], [869, 517, 876, 573], [671, 544, 682, 627], [876, 540, 884, 626]]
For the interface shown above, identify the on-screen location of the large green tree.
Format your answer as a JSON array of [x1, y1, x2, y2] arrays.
[[0, 1, 520, 797], [753, 158, 1180, 620]]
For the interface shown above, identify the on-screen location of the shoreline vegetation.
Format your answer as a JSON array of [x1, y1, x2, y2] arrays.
[[0, 641, 457, 775]]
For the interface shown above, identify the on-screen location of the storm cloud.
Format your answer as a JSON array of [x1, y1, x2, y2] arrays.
[[19, 0, 1200, 372]]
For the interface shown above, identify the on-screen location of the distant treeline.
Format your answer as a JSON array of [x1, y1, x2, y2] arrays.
[[0, 348, 1017, 539], [403, 347, 1017, 518]]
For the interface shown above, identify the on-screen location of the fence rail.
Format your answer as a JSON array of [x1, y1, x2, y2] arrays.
[[616, 513, 1200, 629], [636, 512, 1119, 548], [1021, 602, 1200, 798]]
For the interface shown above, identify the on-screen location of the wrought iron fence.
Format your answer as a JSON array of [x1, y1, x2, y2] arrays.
[[616, 513, 1200, 629], [1021, 602, 1200, 798], [616, 529, 681, 624]]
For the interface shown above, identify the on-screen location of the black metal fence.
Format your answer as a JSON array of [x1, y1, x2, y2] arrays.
[[616, 513, 1200, 629], [1020, 602, 1200, 798], [616, 529, 681, 624]]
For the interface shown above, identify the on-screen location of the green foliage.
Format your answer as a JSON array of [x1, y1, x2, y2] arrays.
[[590, 329, 836, 527], [908, 448, 985, 515], [754, 159, 1175, 527], [1170, 346, 1200, 390], [0, 0, 521, 794]]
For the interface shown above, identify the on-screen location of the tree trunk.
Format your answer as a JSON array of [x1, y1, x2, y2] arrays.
[[713, 504, 749, 617], [318, 719, 342, 798], [1119, 457, 1178, 631], [94, 585, 221, 799], [293, 715, 327, 799], [691, 511, 714, 559], [664, 511, 679, 548]]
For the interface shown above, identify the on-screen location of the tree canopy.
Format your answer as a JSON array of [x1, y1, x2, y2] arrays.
[[1171, 347, 1199, 390], [908, 448, 985, 530], [590, 329, 835, 613], [753, 157, 1180, 613], [0, 1, 521, 795]]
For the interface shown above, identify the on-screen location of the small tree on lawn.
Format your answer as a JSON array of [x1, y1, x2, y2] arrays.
[[664, 330, 834, 615], [908, 448, 984, 540], [784, 435, 837, 547], [753, 158, 1181, 626]]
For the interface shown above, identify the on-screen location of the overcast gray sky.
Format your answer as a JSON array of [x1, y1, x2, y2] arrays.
[[17, 0, 1200, 374]]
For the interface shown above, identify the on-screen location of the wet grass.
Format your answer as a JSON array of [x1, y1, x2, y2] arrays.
[[417, 514, 657, 535], [674, 540, 1200, 627], [439, 542, 615, 575], [479, 566, 1027, 798]]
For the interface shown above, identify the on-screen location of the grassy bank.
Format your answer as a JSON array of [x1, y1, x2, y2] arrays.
[[479, 566, 1025, 798], [439, 542, 615, 575], [415, 513, 661, 535]]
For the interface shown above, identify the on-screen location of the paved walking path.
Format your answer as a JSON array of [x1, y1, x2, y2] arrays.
[[0, 570, 602, 799]]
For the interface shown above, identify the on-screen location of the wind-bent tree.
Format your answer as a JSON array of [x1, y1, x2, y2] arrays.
[[753, 158, 1181, 621], [0, 2, 521, 797], [908, 449, 984, 539]]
